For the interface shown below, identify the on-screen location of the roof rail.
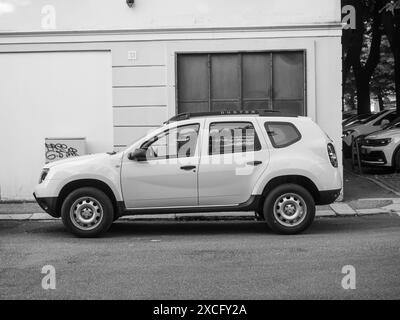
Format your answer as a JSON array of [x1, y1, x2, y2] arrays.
[[164, 110, 297, 124]]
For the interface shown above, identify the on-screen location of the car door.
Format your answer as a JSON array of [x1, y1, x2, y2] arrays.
[[121, 121, 203, 209], [198, 119, 269, 206]]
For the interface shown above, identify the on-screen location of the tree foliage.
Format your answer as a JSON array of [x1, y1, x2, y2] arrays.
[[343, 0, 400, 114]]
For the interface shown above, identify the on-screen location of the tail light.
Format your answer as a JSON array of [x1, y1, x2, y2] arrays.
[[327, 143, 338, 168]]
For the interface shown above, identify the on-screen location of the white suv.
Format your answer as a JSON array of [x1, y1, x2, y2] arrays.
[[34, 111, 342, 237]]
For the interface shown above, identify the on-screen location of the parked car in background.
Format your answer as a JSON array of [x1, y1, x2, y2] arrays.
[[342, 109, 397, 157], [360, 119, 400, 171], [342, 113, 373, 127], [343, 111, 357, 121]]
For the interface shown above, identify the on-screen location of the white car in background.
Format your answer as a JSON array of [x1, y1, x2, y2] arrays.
[[360, 121, 400, 171], [343, 109, 397, 150]]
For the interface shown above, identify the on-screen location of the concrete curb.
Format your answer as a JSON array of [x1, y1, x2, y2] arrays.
[[0, 205, 396, 221]]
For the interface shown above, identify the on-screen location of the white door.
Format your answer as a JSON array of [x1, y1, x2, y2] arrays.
[[121, 122, 202, 208], [198, 119, 269, 206]]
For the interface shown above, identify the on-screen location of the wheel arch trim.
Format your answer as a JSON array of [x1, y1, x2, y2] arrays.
[[56, 179, 121, 218]]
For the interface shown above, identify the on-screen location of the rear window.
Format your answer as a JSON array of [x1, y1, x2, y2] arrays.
[[264, 122, 301, 148]]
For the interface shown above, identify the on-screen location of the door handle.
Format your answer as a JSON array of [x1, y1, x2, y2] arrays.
[[180, 165, 196, 171], [247, 161, 263, 166]]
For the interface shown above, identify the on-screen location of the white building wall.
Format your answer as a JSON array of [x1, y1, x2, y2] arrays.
[[0, 0, 341, 32], [0, 0, 343, 200], [0, 51, 113, 199]]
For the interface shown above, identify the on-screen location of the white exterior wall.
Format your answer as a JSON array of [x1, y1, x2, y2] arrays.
[[0, 0, 341, 32], [0, 51, 113, 200], [0, 1, 342, 200]]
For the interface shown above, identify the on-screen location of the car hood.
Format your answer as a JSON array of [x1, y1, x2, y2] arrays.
[[43, 153, 120, 169], [343, 123, 363, 132], [366, 128, 400, 139]]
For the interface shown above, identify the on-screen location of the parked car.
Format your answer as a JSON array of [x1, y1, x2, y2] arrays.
[[34, 110, 342, 237], [360, 119, 400, 171], [343, 111, 357, 121], [342, 113, 373, 127], [343, 109, 397, 156]]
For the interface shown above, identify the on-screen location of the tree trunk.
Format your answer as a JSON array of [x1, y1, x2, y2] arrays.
[[356, 74, 372, 114], [381, 2, 400, 113], [350, 89, 356, 110], [377, 90, 384, 110], [395, 48, 400, 114], [345, 1, 382, 115]]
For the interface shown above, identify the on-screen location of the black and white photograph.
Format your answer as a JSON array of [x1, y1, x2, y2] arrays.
[[0, 0, 399, 308]]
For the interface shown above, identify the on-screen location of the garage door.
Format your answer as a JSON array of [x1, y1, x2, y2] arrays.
[[177, 52, 305, 115], [0, 51, 113, 200]]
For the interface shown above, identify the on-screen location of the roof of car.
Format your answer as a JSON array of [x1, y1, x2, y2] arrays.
[[165, 110, 299, 124]]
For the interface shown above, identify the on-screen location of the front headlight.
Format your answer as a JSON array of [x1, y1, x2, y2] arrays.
[[363, 138, 392, 146], [39, 168, 49, 184]]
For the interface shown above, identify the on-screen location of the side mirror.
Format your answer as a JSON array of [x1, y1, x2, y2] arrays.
[[128, 148, 147, 161], [381, 119, 390, 128]]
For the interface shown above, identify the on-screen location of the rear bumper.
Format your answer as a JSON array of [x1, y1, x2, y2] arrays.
[[33, 193, 59, 218], [317, 189, 341, 205]]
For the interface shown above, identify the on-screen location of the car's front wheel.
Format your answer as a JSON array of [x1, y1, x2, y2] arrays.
[[263, 184, 315, 235], [61, 187, 114, 237]]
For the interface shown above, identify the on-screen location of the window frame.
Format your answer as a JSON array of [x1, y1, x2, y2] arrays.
[[176, 50, 307, 116], [140, 123, 201, 160], [264, 121, 302, 149], [208, 121, 262, 156], [372, 111, 397, 127]]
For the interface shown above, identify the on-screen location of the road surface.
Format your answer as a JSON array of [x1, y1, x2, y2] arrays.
[[1, 215, 400, 299]]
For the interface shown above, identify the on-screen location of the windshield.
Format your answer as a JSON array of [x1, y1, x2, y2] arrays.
[[344, 114, 372, 126], [359, 111, 388, 124], [386, 118, 400, 130]]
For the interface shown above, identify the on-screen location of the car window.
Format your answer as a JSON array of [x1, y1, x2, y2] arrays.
[[388, 121, 400, 129], [264, 122, 301, 148], [209, 122, 261, 155], [142, 124, 200, 160], [374, 112, 397, 126], [361, 111, 386, 124]]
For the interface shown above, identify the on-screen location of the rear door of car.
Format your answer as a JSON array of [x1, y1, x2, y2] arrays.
[[197, 118, 269, 206]]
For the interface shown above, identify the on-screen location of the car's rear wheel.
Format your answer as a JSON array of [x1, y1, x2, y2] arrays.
[[263, 184, 315, 235], [61, 187, 114, 237]]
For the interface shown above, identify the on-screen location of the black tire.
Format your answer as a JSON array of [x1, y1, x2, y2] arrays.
[[394, 149, 400, 173], [343, 142, 352, 159], [61, 187, 114, 238], [263, 184, 315, 235]]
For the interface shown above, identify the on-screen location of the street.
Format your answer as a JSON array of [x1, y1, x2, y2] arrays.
[[1, 215, 400, 300]]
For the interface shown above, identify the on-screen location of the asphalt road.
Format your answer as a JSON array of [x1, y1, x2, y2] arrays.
[[1, 215, 400, 300]]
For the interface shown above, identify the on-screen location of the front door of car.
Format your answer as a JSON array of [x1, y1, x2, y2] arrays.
[[121, 121, 202, 209], [198, 119, 269, 206]]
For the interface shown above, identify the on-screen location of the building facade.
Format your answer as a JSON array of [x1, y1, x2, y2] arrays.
[[0, 0, 342, 200]]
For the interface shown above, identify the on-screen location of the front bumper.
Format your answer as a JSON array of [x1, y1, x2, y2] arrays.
[[360, 147, 389, 166], [33, 193, 59, 218]]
